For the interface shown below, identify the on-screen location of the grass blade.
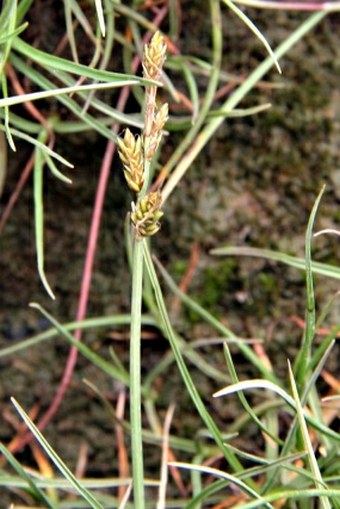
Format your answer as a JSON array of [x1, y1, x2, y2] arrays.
[[33, 140, 55, 299], [211, 246, 340, 280], [142, 241, 244, 475], [0, 123, 74, 167], [29, 303, 130, 387], [295, 186, 325, 385], [169, 462, 273, 508], [222, 0, 281, 73], [1, 74, 16, 151], [154, 257, 278, 383], [213, 379, 340, 441], [0, 80, 140, 108], [45, 153, 73, 184], [12, 37, 159, 86], [11, 398, 104, 509], [288, 361, 332, 509], [223, 344, 281, 445], [94, 0, 105, 37], [0, 442, 57, 508], [0, 313, 156, 358]]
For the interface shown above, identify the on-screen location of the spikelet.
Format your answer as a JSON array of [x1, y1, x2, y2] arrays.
[[144, 103, 168, 160], [117, 129, 144, 194], [142, 31, 167, 82], [131, 191, 163, 238]]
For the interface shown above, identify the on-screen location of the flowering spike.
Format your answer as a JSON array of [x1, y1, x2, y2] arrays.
[[144, 102, 169, 160], [117, 128, 144, 194], [142, 31, 167, 82], [130, 191, 163, 238]]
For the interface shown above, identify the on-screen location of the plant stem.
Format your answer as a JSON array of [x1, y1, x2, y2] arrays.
[[130, 236, 145, 508]]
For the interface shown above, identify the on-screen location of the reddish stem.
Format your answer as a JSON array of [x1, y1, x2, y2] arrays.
[[234, 0, 339, 10]]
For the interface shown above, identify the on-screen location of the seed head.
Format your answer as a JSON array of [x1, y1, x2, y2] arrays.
[[131, 191, 164, 238], [142, 31, 167, 82], [144, 103, 169, 160], [117, 129, 144, 194]]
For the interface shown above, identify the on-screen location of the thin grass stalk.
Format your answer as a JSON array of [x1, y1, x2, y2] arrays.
[[129, 237, 146, 508], [120, 31, 167, 508]]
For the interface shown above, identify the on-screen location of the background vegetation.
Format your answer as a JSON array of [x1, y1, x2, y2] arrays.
[[0, 1, 339, 507]]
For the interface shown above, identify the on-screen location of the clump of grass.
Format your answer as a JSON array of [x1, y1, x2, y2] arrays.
[[0, 1, 339, 508]]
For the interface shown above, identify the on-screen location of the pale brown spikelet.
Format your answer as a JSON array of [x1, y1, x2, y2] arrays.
[[117, 128, 144, 193], [131, 190, 164, 238], [144, 102, 169, 160], [142, 31, 167, 82], [154, 103, 169, 133]]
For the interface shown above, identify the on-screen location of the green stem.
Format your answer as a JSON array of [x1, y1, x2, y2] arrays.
[[130, 237, 145, 509]]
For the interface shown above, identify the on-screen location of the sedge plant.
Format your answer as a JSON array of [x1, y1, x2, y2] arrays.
[[117, 31, 168, 507], [1, 1, 340, 508]]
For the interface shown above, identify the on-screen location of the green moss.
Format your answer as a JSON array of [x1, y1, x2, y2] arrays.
[[185, 259, 239, 322], [258, 272, 277, 294]]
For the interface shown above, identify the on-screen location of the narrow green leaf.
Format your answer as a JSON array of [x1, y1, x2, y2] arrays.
[[64, 0, 79, 63], [288, 362, 331, 509], [211, 246, 340, 280], [213, 379, 340, 441], [0, 21, 28, 44], [94, 0, 105, 37], [44, 153, 72, 184], [169, 462, 273, 508], [0, 123, 74, 167], [0, 442, 56, 508], [33, 142, 55, 299], [222, 0, 281, 73], [222, 344, 282, 445], [12, 37, 159, 86], [0, 80, 140, 109], [9, 54, 124, 141], [154, 257, 278, 383], [16, 0, 34, 24], [228, 489, 340, 509], [209, 103, 272, 118], [29, 303, 130, 386], [0, 0, 17, 74], [142, 242, 244, 474], [1, 72, 16, 151], [11, 398, 104, 509], [295, 186, 326, 385], [0, 313, 156, 358]]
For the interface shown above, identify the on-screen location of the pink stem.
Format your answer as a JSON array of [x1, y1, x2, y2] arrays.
[[233, 0, 340, 11], [0, 153, 35, 234]]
